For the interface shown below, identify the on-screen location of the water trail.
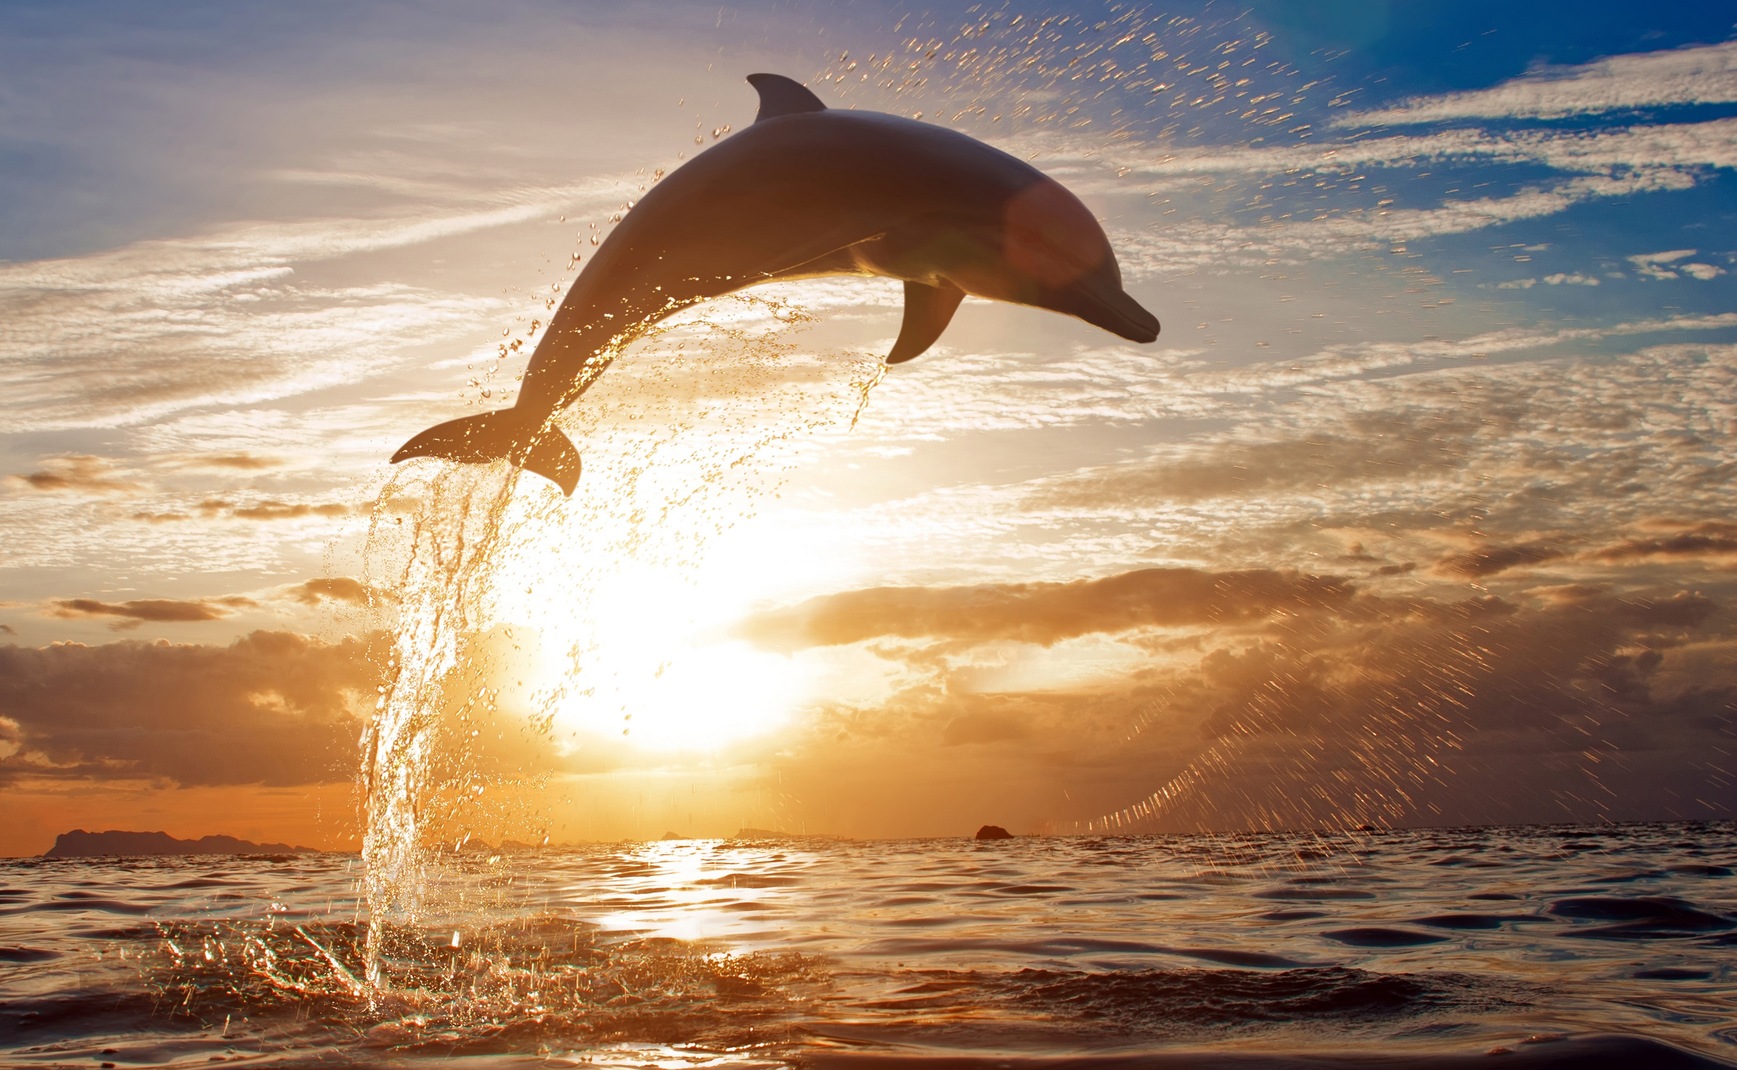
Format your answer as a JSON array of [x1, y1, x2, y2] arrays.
[[359, 466, 519, 991]]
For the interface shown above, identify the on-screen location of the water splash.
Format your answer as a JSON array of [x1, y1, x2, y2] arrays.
[[355, 292, 881, 994], [359, 466, 520, 990]]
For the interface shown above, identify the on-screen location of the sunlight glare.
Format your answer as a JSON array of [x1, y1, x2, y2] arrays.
[[498, 496, 836, 755]]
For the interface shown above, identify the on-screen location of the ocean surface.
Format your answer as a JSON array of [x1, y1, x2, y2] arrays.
[[3, 823, 1735, 1069]]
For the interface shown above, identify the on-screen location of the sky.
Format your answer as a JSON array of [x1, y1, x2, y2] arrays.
[[2, 0, 1735, 855]]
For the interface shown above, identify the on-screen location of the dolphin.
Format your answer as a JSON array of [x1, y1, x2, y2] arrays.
[[392, 73, 1159, 494]]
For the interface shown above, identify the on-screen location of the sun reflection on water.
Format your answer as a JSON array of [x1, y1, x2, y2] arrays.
[[584, 840, 796, 946]]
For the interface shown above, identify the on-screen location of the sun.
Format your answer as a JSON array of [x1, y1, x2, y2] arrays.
[[482, 481, 837, 756], [537, 547, 815, 753]]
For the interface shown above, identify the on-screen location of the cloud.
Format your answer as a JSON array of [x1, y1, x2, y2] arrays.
[[1025, 409, 1487, 510], [0, 630, 381, 786], [740, 568, 1357, 652], [1342, 41, 1737, 125], [1588, 521, 1737, 564], [1095, 117, 1737, 272], [230, 501, 352, 521], [282, 577, 388, 606], [1435, 541, 1568, 578], [189, 453, 282, 470], [129, 498, 354, 523], [1122, 118, 1737, 183], [1117, 169, 1708, 272], [751, 564, 1736, 833], [989, 336, 1737, 560], [7, 455, 140, 495], [47, 596, 259, 630], [1629, 249, 1728, 281], [0, 183, 627, 434]]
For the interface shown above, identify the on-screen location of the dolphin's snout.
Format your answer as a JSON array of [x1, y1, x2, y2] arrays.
[[1073, 285, 1160, 343]]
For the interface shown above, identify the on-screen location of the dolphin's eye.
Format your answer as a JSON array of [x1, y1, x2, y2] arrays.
[[1001, 181, 1107, 288]]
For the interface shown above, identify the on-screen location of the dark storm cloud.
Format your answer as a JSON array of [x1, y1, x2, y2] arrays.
[[48, 596, 258, 630], [739, 568, 1356, 651], [0, 630, 382, 786], [7, 455, 139, 495]]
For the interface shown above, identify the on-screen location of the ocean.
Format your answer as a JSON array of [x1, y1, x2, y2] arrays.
[[3, 823, 1734, 1068]]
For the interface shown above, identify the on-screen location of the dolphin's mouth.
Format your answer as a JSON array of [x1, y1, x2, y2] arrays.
[[1070, 284, 1161, 343]]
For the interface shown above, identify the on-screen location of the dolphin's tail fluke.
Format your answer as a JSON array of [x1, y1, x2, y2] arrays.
[[390, 409, 581, 496]]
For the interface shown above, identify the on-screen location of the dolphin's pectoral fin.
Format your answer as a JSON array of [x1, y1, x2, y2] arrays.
[[747, 73, 826, 122], [886, 280, 966, 365]]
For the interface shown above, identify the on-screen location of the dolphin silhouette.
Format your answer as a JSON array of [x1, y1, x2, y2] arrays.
[[392, 73, 1159, 495]]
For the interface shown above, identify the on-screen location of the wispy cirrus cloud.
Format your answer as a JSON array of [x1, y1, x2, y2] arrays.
[[1117, 168, 1704, 271], [1118, 117, 1737, 182], [1341, 40, 1737, 125], [0, 184, 628, 434]]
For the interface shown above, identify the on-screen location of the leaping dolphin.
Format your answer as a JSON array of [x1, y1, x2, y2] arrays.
[[392, 73, 1160, 494]]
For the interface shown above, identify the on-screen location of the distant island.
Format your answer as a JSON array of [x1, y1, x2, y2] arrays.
[[44, 829, 318, 858]]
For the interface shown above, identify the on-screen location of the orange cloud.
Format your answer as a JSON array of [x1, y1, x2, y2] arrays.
[[740, 566, 1735, 834], [48, 596, 258, 629], [1588, 521, 1737, 563], [283, 578, 388, 606], [196, 453, 282, 470], [231, 501, 351, 520], [739, 568, 1356, 651], [0, 630, 382, 787], [8, 455, 139, 495], [1435, 541, 1567, 577], [1027, 413, 1483, 509], [129, 498, 354, 523]]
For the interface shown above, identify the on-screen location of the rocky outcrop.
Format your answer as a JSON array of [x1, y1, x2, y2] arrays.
[[974, 825, 1014, 840], [43, 830, 316, 858]]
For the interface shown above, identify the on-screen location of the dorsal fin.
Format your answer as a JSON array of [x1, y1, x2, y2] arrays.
[[747, 73, 826, 122]]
